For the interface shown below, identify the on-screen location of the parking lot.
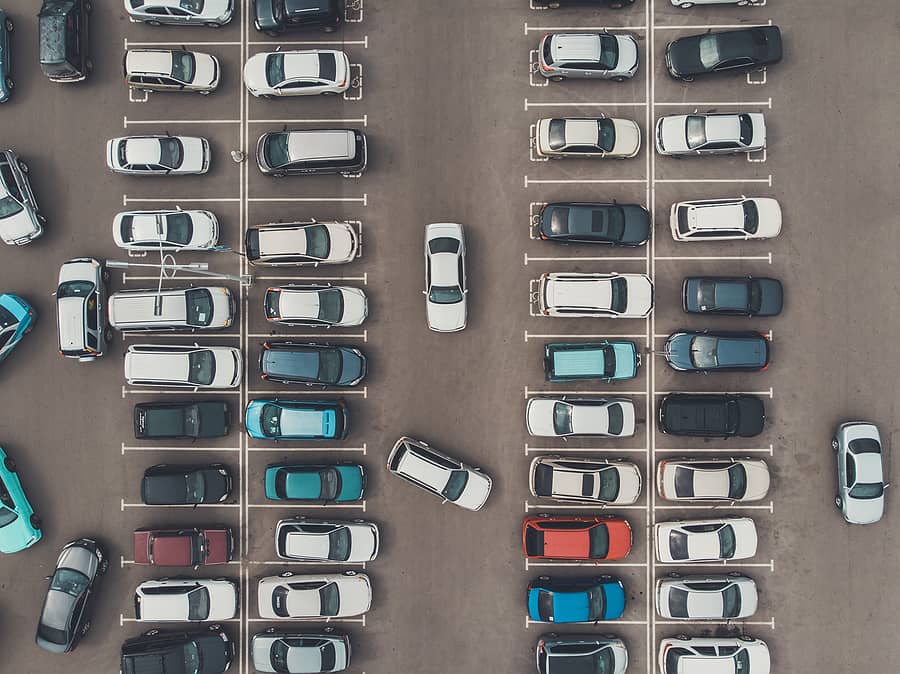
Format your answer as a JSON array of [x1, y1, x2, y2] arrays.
[[0, 1, 899, 673]]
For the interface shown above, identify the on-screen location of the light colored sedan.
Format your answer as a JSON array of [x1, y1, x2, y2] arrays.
[[669, 197, 782, 241], [124, 49, 219, 94], [125, 0, 233, 27], [529, 455, 641, 505], [112, 209, 219, 251], [655, 517, 757, 563], [658, 637, 770, 674], [526, 397, 636, 438], [424, 223, 467, 332], [387, 436, 492, 511], [656, 574, 758, 619], [106, 135, 210, 175], [834, 421, 885, 524], [244, 50, 350, 97], [264, 285, 368, 328], [275, 518, 379, 563], [257, 572, 371, 619], [656, 113, 766, 156], [672, 0, 755, 6], [656, 458, 770, 502], [124, 344, 242, 389], [134, 578, 238, 622], [246, 221, 358, 267], [538, 32, 639, 81], [252, 631, 350, 674], [535, 117, 641, 158], [536, 272, 653, 318]]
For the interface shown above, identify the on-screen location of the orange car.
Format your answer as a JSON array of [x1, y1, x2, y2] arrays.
[[522, 515, 632, 561]]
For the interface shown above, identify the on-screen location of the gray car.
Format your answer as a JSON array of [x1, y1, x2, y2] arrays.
[[252, 630, 350, 673], [35, 538, 108, 653], [834, 421, 885, 524], [125, 0, 234, 27], [538, 32, 639, 81], [0, 150, 44, 245]]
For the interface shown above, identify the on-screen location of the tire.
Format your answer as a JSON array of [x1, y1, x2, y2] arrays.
[[738, 635, 754, 642], [80, 620, 91, 636], [737, 0, 749, 5], [279, 571, 294, 578], [835, 496, 842, 509], [678, 1, 694, 6], [549, 76, 564, 83], [17, 160, 28, 174], [199, 90, 211, 96], [205, 22, 222, 28], [30, 514, 41, 529], [343, 570, 357, 577], [145, 629, 160, 636], [611, 76, 627, 83], [4, 77, 12, 91], [147, 20, 162, 27], [4, 18, 12, 32], [681, 76, 694, 83], [676, 634, 690, 641], [3, 457, 15, 471], [322, 91, 339, 95]]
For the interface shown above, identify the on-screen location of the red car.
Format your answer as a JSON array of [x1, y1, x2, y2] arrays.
[[133, 527, 234, 569], [522, 515, 632, 561]]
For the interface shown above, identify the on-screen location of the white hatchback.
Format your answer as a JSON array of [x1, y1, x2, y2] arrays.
[[669, 197, 782, 241], [526, 397, 636, 438], [655, 517, 758, 563], [113, 209, 219, 251], [264, 284, 368, 328], [124, 344, 243, 389], [257, 572, 371, 619], [244, 50, 350, 97], [656, 574, 758, 619], [134, 578, 238, 622], [275, 518, 379, 563], [658, 637, 770, 674], [536, 272, 653, 318]]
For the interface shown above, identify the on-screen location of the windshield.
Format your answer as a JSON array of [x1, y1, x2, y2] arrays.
[[689, 335, 719, 369], [589, 524, 610, 559], [597, 118, 616, 152], [265, 134, 291, 169], [553, 402, 573, 435], [698, 33, 722, 69], [51, 568, 89, 597], [727, 464, 747, 499], [271, 641, 289, 673], [739, 114, 753, 145], [850, 482, 885, 499], [305, 225, 331, 259], [320, 468, 339, 500], [548, 119, 567, 150], [185, 470, 206, 502], [597, 468, 620, 501], [320, 583, 340, 617], [187, 587, 210, 621], [318, 289, 344, 322], [261, 404, 281, 437], [607, 404, 624, 436], [328, 528, 351, 561], [171, 51, 196, 82], [588, 587, 606, 620], [188, 350, 216, 385], [158, 137, 183, 170], [742, 200, 759, 234], [317, 349, 343, 384], [266, 53, 285, 86], [598, 34, 619, 70], [443, 470, 470, 501], [165, 212, 193, 244], [180, 0, 204, 11], [0, 195, 23, 219], [57, 280, 94, 299], [0, 478, 17, 527], [686, 115, 707, 149], [722, 584, 742, 617], [718, 525, 736, 558], [185, 289, 214, 327], [429, 285, 463, 304]]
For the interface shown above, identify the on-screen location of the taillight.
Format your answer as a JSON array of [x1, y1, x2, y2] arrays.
[[261, 373, 268, 379], [542, 309, 550, 316], [339, 80, 347, 88], [539, 233, 548, 240]]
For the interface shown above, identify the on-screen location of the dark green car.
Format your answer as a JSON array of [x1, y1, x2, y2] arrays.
[[0, 9, 12, 102]]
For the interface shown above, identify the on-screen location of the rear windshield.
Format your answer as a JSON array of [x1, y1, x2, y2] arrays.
[[318, 52, 337, 81]]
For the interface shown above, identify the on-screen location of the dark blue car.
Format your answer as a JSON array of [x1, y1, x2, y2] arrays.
[[259, 341, 366, 387], [664, 331, 770, 373], [527, 576, 626, 623], [0, 10, 11, 103], [682, 276, 783, 317]]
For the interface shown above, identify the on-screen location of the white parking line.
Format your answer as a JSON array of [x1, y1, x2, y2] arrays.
[[124, 195, 241, 205], [247, 502, 366, 510], [122, 386, 241, 398], [526, 559, 649, 569], [526, 386, 648, 397], [747, 148, 767, 163], [120, 615, 240, 626], [344, 0, 363, 23], [247, 195, 367, 204], [529, 50, 549, 88], [654, 388, 773, 398], [656, 99, 772, 109], [121, 556, 241, 567], [525, 99, 647, 110], [247, 445, 366, 453], [124, 117, 240, 128], [526, 501, 647, 512], [256, 274, 367, 283], [656, 618, 776, 628], [526, 444, 649, 455], [655, 253, 772, 263], [246, 616, 366, 624], [246, 387, 367, 397], [524, 331, 647, 342], [524, 253, 647, 265], [654, 176, 773, 186], [248, 332, 367, 342], [653, 21, 772, 31], [129, 88, 149, 104], [747, 69, 767, 85], [529, 124, 549, 162], [121, 499, 241, 510], [525, 22, 647, 33], [526, 176, 648, 187], [248, 37, 368, 47], [246, 559, 367, 567], [526, 616, 647, 628], [122, 443, 241, 454], [655, 445, 774, 456], [343, 64, 364, 101], [124, 39, 241, 48], [655, 502, 774, 513], [248, 116, 367, 126], [655, 560, 775, 571], [121, 332, 242, 339]]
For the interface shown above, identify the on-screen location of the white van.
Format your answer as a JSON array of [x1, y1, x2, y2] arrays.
[[109, 287, 234, 332]]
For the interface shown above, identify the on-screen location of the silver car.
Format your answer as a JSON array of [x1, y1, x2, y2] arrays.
[[125, 0, 233, 27], [834, 421, 885, 524], [257, 571, 371, 620], [536, 117, 641, 159], [275, 518, 379, 563], [252, 630, 351, 674], [669, 197, 782, 241], [526, 397, 636, 438], [113, 209, 219, 251], [0, 150, 43, 245], [424, 223, 467, 332], [244, 50, 350, 98], [264, 284, 368, 328], [656, 113, 766, 156], [106, 135, 211, 175], [124, 49, 220, 94], [538, 32, 639, 81], [529, 455, 642, 505], [658, 636, 770, 674], [656, 573, 758, 619], [656, 458, 771, 502]]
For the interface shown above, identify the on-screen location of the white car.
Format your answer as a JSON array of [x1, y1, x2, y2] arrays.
[[244, 50, 350, 97], [536, 272, 653, 318], [264, 284, 368, 328], [387, 436, 492, 512], [535, 117, 641, 158], [134, 578, 238, 622], [537, 32, 639, 81], [257, 572, 371, 619], [655, 113, 765, 156], [672, 0, 756, 6], [252, 631, 351, 674], [106, 135, 211, 175], [245, 221, 358, 267], [275, 518, 379, 563], [113, 209, 220, 251], [670, 197, 782, 241], [659, 637, 770, 674], [656, 574, 758, 620], [834, 421, 885, 524], [526, 397, 636, 438], [125, 0, 234, 27], [0, 150, 43, 246], [655, 517, 758, 563], [656, 458, 770, 502], [529, 455, 641, 505], [124, 344, 243, 389], [424, 223, 467, 332], [124, 49, 220, 94]]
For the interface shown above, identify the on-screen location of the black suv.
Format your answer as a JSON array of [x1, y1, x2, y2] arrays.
[[121, 628, 235, 674], [254, 0, 342, 35], [133, 401, 231, 439], [260, 341, 367, 387], [658, 393, 766, 438], [38, 0, 91, 82], [141, 464, 233, 505]]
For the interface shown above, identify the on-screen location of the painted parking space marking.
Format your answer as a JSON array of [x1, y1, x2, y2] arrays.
[[526, 616, 648, 628], [524, 252, 647, 265], [122, 443, 241, 454], [654, 388, 773, 398], [121, 500, 241, 510], [247, 502, 366, 511], [654, 253, 772, 263], [123, 386, 241, 398], [124, 39, 241, 48], [526, 444, 649, 455], [344, 0, 363, 23], [653, 21, 773, 31], [123, 117, 240, 128], [248, 116, 367, 126], [529, 124, 549, 161], [524, 23, 648, 34], [656, 618, 775, 628], [526, 176, 648, 187], [121, 556, 241, 567], [248, 37, 368, 48], [655, 502, 774, 513], [526, 386, 648, 397], [248, 194, 367, 204], [344, 64, 364, 101], [246, 387, 367, 397], [747, 69, 767, 85], [526, 559, 649, 570], [654, 176, 773, 185], [529, 50, 549, 88], [120, 614, 240, 626], [247, 444, 366, 454], [124, 195, 241, 205], [526, 501, 647, 512], [524, 331, 647, 342], [246, 615, 366, 625], [656, 98, 772, 109], [748, 148, 767, 163], [121, 331, 241, 339], [656, 445, 774, 456], [246, 559, 367, 567], [525, 99, 647, 111], [656, 559, 775, 571], [247, 331, 368, 342]]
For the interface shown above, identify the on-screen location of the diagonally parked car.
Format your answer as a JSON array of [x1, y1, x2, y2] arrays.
[[0, 446, 41, 553], [0, 149, 45, 245], [0, 293, 35, 364]]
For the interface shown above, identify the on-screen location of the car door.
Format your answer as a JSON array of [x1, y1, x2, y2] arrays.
[[277, 79, 322, 96]]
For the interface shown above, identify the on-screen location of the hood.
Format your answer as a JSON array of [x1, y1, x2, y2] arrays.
[[334, 575, 372, 616], [253, 0, 278, 30], [729, 519, 759, 559], [201, 466, 231, 502], [619, 205, 651, 245], [664, 333, 694, 371], [615, 35, 639, 74], [193, 53, 219, 88], [251, 635, 278, 674], [339, 287, 368, 326], [345, 523, 379, 562], [752, 198, 783, 238], [666, 36, 705, 76], [624, 275, 653, 317], [334, 465, 365, 501], [753, 278, 784, 316], [179, 137, 209, 173], [206, 580, 239, 620], [454, 469, 492, 511], [57, 541, 100, 577], [203, 0, 233, 21], [243, 52, 270, 93], [611, 341, 640, 379], [740, 460, 771, 501], [132, 531, 152, 564], [324, 224, 357, 262], [427, 296, 467, 332], [601, 581, 626, 620], [0, 210, 41, 245], [245, 401, 266, 440], [211, 348, 242, 388], [203, 528, 231, 564], [195, 401, 229, 438], [610, 118, 641, 157], [195, 632, 233, 674], [337, 348, 367, 386], [614, 464, 642, 504], [735, 396, 767, 437], [657, 116, 689, 153], [605, 519, 633, 560], [526, 399, 560, 436]]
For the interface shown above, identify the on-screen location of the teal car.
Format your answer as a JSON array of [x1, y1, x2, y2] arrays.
[[544, 341, 640, 382], [0, 447, 42, 553], [245, 399, 349, 440], [0, 293, 36, 363], [265, 463, 365, 502]]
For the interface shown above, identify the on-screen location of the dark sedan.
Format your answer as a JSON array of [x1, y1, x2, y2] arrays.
[[537, 202, 650, 246], [260, 341, 367, 387], [664, 331, 770, 373], [666, 26, 782, 80], [141, 464, 233, 505], [36, 538, 107, 653], [658, 393, 766, 437], [121, 627, 235, 674], [133, 401, 231, 439], [253, 0, 342, 36], [682, 276, 783, 317]]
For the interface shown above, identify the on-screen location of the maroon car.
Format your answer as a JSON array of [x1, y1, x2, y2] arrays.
[[133, 527, 234, 568]]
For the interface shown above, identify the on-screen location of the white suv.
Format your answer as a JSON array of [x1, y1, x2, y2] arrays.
[[536, 272, 653, 318], [124, 344, 242, 389], [109, 286, 234, 332], [124, 49, 219, 94], [134, 578, 238, 622], [670, 197, 782, 241]]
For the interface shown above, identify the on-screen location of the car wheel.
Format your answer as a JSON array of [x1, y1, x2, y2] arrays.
[[611, 76, 627, 83], [832, 438, 839, 450], [681, 76, 694, 82], [30, 514, 42, 529], [80, 620, 91, 635], [678, 1, 694, 6], [675, 634, 690, 641], [343, 570, 358, 576], [145, 629, 160, 636], [17, 159, 28, 173], [549, 76, 564, 82], [738, 635, 754, 642], [3, 457, 15, 471], [835, 495, 842, 509], [199, 90, 211, 96], [4, 77, 12, 90], [205, 22, 222, 28], [147, 20, 162, 27], [99, 558, 109, 575], [279, 571, 294, 578]]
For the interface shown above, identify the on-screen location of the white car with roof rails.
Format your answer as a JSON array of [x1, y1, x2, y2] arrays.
[[275, 518, 379, 563], [124, 344, 242, 389], [538, 32, 639, 81], [106, 135, 211, 175], [257, 572, 371, 619], [529, 455, 642, 505], [424, 222, 467, 332], [245, 221, 358, 267], [655, 517, 757, 563], [113, 209, 220, 251], [669, 196, 782, 241], [134, 578, 238, 622], [655, 112, 766, 156], [264, 284, 367, 328], [656, 573, 758, 620], [124, 49, 219, 94], [656, 457, 770, 502], [526, 397, 636, 438], [536, 116, 641, 159], [834, 421, 886, 524], [658, 636, 770, 674], [244, 49, 350, 97], [108, 286, 234, 332], [387, 436, 492, 511], [536, 272, 653, 318]]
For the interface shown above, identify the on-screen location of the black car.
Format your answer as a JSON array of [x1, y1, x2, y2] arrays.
[[38, 0, 91, 83], [665, 26, 782, 81], [538, 202, 650, 246], [658, 393, 766, 438], [36, 538, 107, 653], [254, 0, 342, 36], [141, 464, 233, 505], [121, 627, 235, 674], [664, 331, 771, 373], [133, 401, 231, 440], [260, 341, 367, 387], [682, 276, 784, 317]]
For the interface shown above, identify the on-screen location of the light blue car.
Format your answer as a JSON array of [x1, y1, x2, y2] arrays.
[[0, 293, 36, 363], [0, 447, 42, 553], [245, 399, 349, 440]]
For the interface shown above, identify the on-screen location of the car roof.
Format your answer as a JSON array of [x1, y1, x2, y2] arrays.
[[550, 277, 610, 309], [278, 288, 321, 318], [552, 33, 601, 61], [287, 130, 354, 161], [396, 448, 450, 489], [283, 52, 325, 79], [126, 50, 173, 76], [124, 138, 163, 165], [688, 201, 745, 230], [258, 227, 307, 256], [564, 119, 600, 145], [128, 350, 190, 382], [703, 115, 741, 142]]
